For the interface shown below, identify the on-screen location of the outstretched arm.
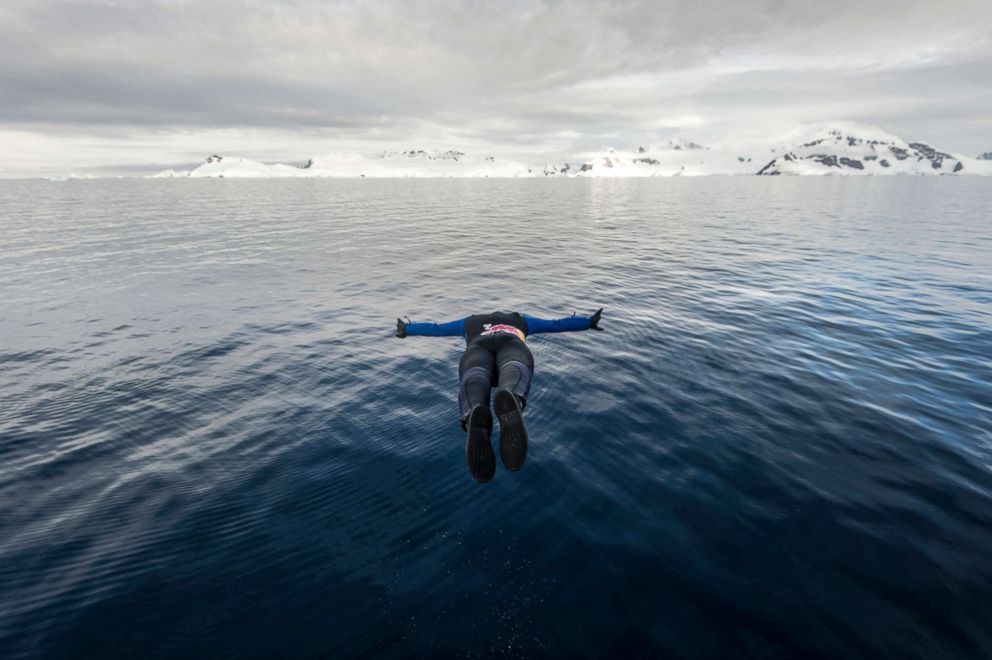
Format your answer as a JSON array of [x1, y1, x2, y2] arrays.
[[395, 317, 466, 338], [523, 308, 604, 335]]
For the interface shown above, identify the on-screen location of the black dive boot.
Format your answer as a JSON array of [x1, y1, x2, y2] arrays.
[[494, 389, 528, 470], [464, 405, 495, 483]]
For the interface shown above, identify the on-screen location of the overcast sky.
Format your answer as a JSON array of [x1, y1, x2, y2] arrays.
[[1, 0, 990, 176]]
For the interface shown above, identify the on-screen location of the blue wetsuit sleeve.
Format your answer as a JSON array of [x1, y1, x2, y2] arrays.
[[523, 314, 592, 334], [405, 318, 466, 337]]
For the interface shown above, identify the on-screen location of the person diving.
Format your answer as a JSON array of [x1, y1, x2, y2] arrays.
[[395, 309, 604, 483]]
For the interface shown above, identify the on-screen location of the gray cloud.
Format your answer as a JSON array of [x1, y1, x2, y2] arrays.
[[1, 0, 990, 174]]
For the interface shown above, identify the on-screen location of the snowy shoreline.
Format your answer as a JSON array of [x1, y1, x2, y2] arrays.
[[31, 122, 992, 180], [152, 122, 992, 179]]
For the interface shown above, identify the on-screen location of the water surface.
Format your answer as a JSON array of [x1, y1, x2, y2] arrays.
[[2, 177, 991, 658]]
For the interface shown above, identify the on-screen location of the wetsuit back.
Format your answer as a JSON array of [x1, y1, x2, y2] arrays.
[[463, 312, 528, 344]]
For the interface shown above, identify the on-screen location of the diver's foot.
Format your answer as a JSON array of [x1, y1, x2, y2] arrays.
[[494, 389, 528, 471], [465, 405, 495, 483]]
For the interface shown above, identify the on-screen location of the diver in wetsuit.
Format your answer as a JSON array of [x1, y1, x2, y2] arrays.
[[395, 309, 604, 483]]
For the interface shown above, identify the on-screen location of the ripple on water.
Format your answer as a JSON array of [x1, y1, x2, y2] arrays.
[[1, 178, 992, 658]]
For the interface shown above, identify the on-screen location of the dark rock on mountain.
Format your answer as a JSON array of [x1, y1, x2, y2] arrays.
[[755, 161, 781, 175], [756, 155, 790, 175], [908, 142, 952, 169], [542, 163, 571, 176]]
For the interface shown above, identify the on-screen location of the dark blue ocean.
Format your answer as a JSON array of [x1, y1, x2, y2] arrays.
[[2, 177, 991, 659]]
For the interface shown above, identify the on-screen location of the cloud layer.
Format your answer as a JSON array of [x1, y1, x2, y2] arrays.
[[1, 0, 990, 175]]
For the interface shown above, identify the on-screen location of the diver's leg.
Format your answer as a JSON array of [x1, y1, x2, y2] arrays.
[[495, 337, 535, 406], [458, 342, 496, 426], [493, 337, 533, 471], [458, 342, 496, 483]]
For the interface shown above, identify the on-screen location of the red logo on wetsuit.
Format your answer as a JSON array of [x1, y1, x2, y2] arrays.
[[481, 324, 525, 341]]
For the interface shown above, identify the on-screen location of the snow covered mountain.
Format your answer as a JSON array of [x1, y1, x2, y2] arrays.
[[188, 154, 307, 178], [149, 123, 992, 179], [754, 123, 985, 176]]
